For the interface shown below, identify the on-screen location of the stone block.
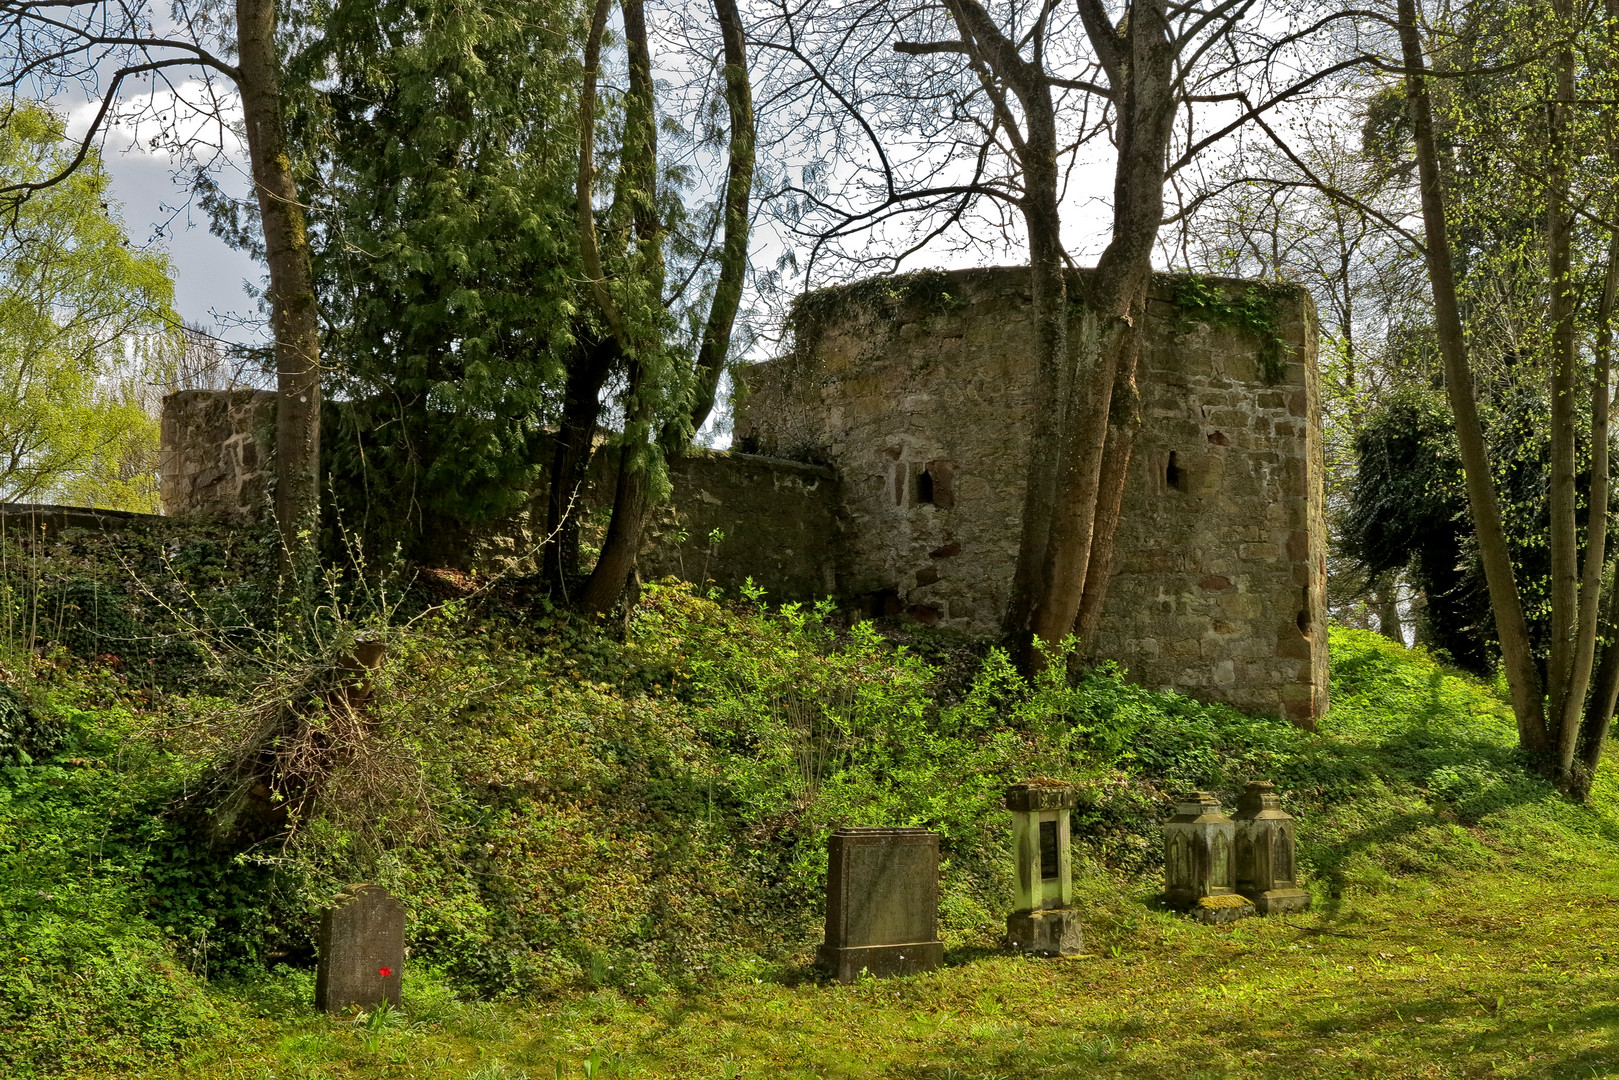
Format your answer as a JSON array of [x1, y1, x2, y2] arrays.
[[1194, 894, 1256, 925], [818, 828, 944, 982], [1006, 908, 1085, 955], [1232, 780, 1311, 914], [316, 884, 405, 1013]]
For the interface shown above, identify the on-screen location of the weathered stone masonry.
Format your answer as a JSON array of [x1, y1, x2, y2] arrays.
[[157, 265, 1327, 721], [736, 267, 1327, 721]]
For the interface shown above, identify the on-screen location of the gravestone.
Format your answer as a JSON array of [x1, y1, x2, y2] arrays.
[[1232, 780, 1311, 913], [1004, 781, 1084, 956], [817, 827, 944, 982], [1163, 792, 1254, 923], [315, 884, 405, 1012]]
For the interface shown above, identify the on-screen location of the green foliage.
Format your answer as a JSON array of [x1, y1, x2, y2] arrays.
[[16, 526, 1619, 1076], [0, 683, 235, 1074], [0, 102, 180, 511], [279, 0, 584, 552], [1164, 273, 1295, 384], [1343, 384, 1615, 674]]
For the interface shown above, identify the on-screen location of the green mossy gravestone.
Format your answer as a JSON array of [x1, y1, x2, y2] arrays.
[[1004, 781, 1084, 955], [1163, 792, 1254, 923], [1233, 780, 1310, 913], [315, 884, 405, 1012], [817, 828, 944, 982]]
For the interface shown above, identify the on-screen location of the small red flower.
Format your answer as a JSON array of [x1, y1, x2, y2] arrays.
[[378, 967, 393, 978]]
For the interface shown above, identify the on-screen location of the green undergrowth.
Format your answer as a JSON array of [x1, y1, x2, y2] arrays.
[[3, 550, 1618, 1077]]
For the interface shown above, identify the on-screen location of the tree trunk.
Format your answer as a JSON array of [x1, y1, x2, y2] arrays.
[[237, 0, 321, 589], [922, 0, 1067, 656], [1028, 0, 1173, 653], [686, 0, 754, 437], [1546, 0, 1588, 777], [542, 331, 616, 597], [1395, 0, 1548, 752], [1375, 573, 1404, 644], [574, 0, 663, 614], [1575, 219, 1619, 797], [579, 368, 651, 614], [1075, 304, 1145, 654]]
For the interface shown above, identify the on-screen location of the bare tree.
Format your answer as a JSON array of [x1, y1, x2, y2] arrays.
[[0, 0, 321, 588], [758, 0, 1367, 674]]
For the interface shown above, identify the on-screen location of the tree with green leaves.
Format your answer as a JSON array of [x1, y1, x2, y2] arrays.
[[283, 0, 583, 557], [2, 0, 324, 591], [0, 102, 179, 511]]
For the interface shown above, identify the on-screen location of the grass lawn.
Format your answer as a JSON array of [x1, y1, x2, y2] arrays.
[[108, 630, 1619, 1080], [121, 863, 1619, 1080]]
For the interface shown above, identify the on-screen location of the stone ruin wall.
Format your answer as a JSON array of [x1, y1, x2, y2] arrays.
[[154, 266, 1328, 721], [159, 389, 277, 522], [737, 267, 1328, 722], [155, 390, 843, 600]]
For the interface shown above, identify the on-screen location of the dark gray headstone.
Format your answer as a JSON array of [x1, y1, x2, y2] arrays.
[[817, 827, 944, 982], [315, 884, 405, 1012]]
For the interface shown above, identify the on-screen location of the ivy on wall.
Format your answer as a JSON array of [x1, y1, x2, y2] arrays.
[[1165, 274, 1296, 385]]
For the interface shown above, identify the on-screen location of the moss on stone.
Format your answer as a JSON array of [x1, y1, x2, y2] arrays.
[[1162, 273, 1297, 385], [787, 269, 968, 363]]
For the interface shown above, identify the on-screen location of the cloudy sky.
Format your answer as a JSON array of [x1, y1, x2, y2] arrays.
[[61, 86, 265, 344]]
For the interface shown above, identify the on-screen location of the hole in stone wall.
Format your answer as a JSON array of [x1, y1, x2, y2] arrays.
[[917, 469, 936, 505], [1166, 451, 1184, 492], [1297, 586, 1312, 636]]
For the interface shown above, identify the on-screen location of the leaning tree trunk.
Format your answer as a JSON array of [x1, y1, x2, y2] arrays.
[[686, 0, 754, 436], [1396, 0, 1549, 752], [237, 0, 321, 591]]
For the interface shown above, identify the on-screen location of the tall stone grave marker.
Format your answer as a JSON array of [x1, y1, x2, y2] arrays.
[[1232, 780, 1310, 913], [817, 827, 944, 982], [1163, 792, 1253, 923], [1004, 780, 1084, 955], [316, 884, 405, 1012]]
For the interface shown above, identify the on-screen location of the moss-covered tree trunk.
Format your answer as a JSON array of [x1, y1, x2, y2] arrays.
[[237, 0, 321, 590]]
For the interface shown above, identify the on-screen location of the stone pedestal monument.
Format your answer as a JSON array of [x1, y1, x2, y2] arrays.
[[316, 884, 406, 1012], [1163, 792, 1254, 923], [1233, 780, 1310, 913], [817, 827, 944, 982], [1004, 780, 1084, 955]]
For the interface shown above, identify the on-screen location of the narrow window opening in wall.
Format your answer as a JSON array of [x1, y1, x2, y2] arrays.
[[917, 469, 935, 504], [1297, 586, 1312, 636], [1166, 451, 1184, 492]]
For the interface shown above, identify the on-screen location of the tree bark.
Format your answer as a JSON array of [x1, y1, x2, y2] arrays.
[[1395, 0, 1548, 752], [1575, 220, 1619, 795], [1028, 0, 1174, 653], [1375, 573, 1404, 643], [575, 0, 663, 614], [237, 0, 321, 589], [1075, 302, 1145, 654], [686, 0, 754, 436], [542, 330, 617, 597], [922, 0, 1067, 656], [579, 367, 652, 613], [1547, 0, 1588, 777]]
